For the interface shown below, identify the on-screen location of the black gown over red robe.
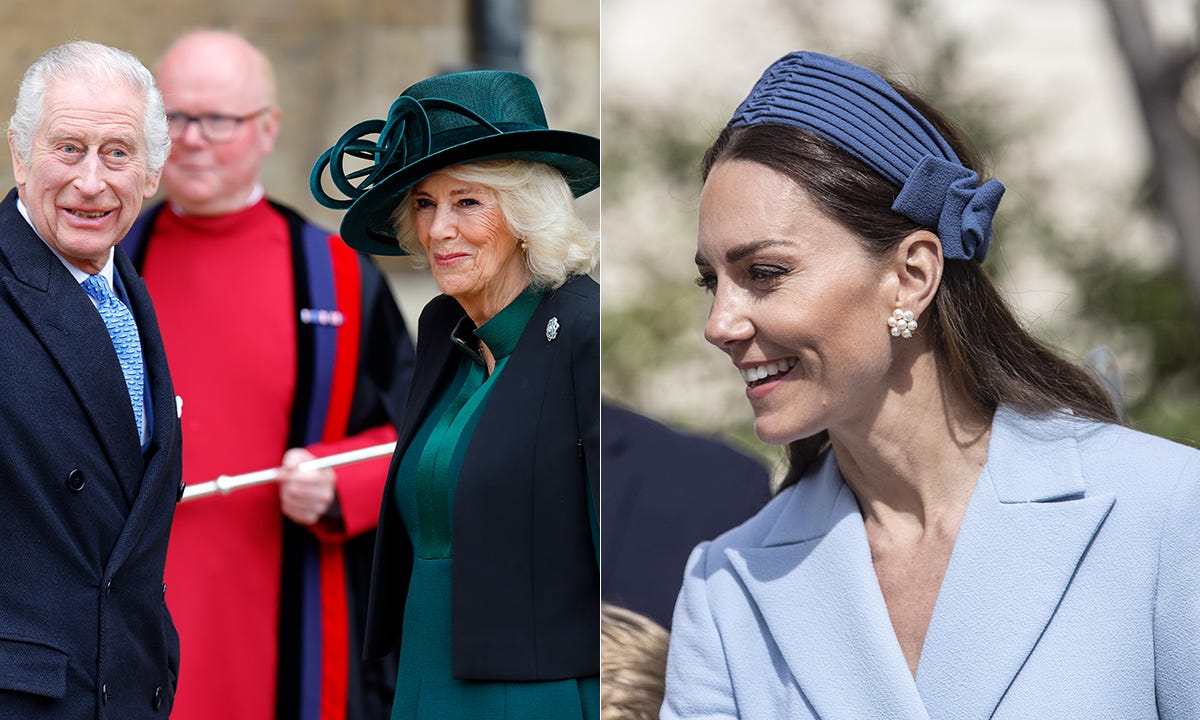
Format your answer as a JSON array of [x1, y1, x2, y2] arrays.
[[124, 198, 416, 720]]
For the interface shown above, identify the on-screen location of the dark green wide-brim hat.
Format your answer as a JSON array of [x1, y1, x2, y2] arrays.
[[310, 69, 600, 256]]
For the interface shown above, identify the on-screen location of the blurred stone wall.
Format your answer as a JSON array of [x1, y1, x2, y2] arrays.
[[0, 0, 599, 325]]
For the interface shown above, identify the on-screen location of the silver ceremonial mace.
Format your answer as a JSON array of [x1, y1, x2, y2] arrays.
[[180, 441, 397, 501]]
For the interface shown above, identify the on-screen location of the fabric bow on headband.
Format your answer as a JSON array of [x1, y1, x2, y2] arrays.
[[730, 51, 1005, 262]]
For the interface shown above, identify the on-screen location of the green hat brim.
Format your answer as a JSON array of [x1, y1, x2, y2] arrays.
[[339, 129, 599, 256]]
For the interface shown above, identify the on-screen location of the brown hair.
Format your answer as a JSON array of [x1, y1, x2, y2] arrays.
[[701, 83, 1119, 490], [601, 603, 670, 720]]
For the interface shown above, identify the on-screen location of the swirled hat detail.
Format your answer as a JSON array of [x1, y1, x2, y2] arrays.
[[311, 70, 599, 256], [729, 51, 1004, 262]]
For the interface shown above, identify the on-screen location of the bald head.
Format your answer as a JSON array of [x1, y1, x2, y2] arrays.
[[154, 30, 281, 216], [156, 30, 276, 109]]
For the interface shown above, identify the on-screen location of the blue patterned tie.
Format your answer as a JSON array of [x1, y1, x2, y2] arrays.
[[83, 274, 145, 438]]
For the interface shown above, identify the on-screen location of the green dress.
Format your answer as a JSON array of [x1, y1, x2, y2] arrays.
[[389, 287, 600, 720]]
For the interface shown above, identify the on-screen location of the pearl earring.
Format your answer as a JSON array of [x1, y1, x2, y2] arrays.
[[519, 237, 529, 251], [888, 308, 917, 338]]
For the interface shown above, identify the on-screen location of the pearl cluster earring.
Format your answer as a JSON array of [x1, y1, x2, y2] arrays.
[[888, 308, 917, 338]]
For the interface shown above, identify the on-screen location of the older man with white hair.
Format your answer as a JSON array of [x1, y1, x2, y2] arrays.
[[0, 40, 182, 718]]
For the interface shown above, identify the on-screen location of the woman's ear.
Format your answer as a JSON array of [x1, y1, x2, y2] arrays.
[[892, 229, 943, 318]]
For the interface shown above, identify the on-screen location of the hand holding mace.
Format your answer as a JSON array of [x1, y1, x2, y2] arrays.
[[181, 441, 397, 502]]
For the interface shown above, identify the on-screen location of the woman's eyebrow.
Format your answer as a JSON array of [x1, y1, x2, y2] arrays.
[[725, 237, 790, 263]]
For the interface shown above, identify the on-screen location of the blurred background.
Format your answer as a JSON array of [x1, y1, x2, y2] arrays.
[[3, 0, 1197, 477], [0, 0, 599, 332], [602, 0, 1200, 477]]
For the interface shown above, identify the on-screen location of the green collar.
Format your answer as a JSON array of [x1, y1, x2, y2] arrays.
[[450, 285, 544, 366]]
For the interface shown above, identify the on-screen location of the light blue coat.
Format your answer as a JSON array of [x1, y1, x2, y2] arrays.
[[662, 407, 1200, 719]]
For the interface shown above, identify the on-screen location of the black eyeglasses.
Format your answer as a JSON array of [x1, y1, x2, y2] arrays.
[[165, 107, 271, 142]]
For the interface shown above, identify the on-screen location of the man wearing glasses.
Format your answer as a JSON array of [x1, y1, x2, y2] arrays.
[[121, 30, 415, 720]]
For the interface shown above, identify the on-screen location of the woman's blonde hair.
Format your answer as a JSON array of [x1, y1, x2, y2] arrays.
[[390, 159, 598, 289]]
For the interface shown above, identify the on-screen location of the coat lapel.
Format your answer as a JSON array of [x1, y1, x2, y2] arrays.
[[396, 298, 458, 452], [726, 454, 931, 720], [0, 197, 143, 495], [104, 251, 182, 573], [915, 407, 1114, 718]]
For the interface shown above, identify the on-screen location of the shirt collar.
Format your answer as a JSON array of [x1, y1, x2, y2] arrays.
[[450, 285, 545, 366], [168, 182, 265, 217]]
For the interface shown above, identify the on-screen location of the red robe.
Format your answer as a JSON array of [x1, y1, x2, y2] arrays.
[[128, 199, 412, 720]]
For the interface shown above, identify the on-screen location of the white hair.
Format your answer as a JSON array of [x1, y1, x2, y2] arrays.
[[391, 159, 598, 289], [9, 40, 170, 174]]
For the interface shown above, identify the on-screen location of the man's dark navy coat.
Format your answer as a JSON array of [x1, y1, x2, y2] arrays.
[[0, 190, 183, 717]]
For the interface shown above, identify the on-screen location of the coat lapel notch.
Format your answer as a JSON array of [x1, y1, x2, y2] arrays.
[[915, 408, 1115, 717]]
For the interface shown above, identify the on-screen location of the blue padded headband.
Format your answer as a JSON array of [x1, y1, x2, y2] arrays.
[[730, 51, 1004, 262]]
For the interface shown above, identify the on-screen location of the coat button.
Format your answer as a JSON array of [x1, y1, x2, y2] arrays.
[[101, 683, 110, 704], [104, 579, 112, 597], [176, 481, 186, 502], [153, 685, 163, 710], [67, 468, 85, 492]]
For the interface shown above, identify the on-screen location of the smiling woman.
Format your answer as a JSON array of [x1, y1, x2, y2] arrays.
[[410, 171, 526, 329], [662, 51, 1200, 720], [310, 68, 600, 720], [696, 159, 898, 445]]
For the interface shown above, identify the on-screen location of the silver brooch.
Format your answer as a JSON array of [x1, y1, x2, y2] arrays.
[[546, 316, 560, 342]]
